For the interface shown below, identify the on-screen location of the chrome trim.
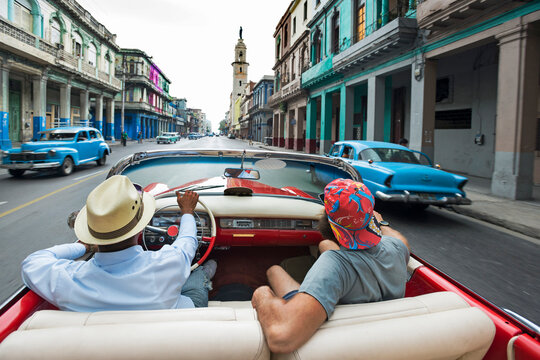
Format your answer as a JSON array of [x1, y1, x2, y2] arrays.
[[0, 162, 61, 170], [107, 148, 362, 182], [503, 308, 540, 335], [375, 190, 472, 205]]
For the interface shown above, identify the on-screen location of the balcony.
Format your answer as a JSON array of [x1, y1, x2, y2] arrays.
[[416, 0, 518, 31], [301, 54, 336, 88], [1, 17, 121, 91], [333, 16, 418, 74]]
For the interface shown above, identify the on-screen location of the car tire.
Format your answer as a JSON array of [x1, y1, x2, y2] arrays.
[[96, 153, 107, 166], [8, 169, 25, 177], [59, 157, 74, 176]]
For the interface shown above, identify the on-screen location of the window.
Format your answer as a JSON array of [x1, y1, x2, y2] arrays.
[[14, 0, 32, 33], [103, 53, 111, 74], [89, 130, 97, 139], [72, 32, 83, 58], [239, 67, 242, 73], [293, 17, 296, 34], [435, 109, 472, 129], [128, 61, 136, 74], [50, 18, 62, 45], [88, 43, 97, 66], [303, 1, 307, 21], [291, 54, 296, 80], [239, 80, 242, 86], [313, 29, 322, 64], [332, 12, 340, 54], [436, 77, 452, 103], [355, 1, 365, 43], [284, 25, 288, 48]]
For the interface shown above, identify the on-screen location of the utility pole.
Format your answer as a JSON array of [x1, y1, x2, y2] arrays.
[[121, 57, 125, 136]]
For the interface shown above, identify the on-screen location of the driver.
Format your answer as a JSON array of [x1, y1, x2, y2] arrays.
[[251, 178, 410, 353], [21, 175, 217, 312]]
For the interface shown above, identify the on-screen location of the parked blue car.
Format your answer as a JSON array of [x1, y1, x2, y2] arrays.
[[328, 141, 471, 209], [0, 127, 111, 177]]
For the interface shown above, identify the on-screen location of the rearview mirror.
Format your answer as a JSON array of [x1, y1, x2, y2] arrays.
[[224, 168, 260, 180]]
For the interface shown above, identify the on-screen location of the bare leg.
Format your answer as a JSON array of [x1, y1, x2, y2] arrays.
[[267, 265, 300, 298], [318, 240, 339, 253]]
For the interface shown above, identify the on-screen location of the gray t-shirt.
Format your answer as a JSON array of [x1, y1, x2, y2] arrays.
[[298, 236, 410, 318]]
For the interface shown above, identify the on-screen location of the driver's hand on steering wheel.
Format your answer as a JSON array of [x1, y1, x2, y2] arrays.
[[176, 190, 199, 215]]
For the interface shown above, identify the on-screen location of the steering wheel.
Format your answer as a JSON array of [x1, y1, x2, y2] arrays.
[[142, 197, 216, 271]]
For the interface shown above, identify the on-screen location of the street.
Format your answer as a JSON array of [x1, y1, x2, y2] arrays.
[[0, 136, 538, 325]]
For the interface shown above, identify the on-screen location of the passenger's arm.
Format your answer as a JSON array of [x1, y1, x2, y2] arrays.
[[21, 243, 86, 304], [252, 286, 327, 354]]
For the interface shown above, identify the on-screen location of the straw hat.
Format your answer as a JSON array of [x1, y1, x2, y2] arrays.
[[74, 175, 156, 245]]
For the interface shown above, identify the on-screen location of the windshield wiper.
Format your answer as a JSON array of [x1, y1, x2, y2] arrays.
[[155, 184, 225, 199]]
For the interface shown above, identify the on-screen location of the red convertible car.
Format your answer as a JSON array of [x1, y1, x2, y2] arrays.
[[0, 149, 538, 359]]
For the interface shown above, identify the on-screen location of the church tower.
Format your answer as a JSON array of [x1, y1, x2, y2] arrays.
[[232, 37, 249, 100]]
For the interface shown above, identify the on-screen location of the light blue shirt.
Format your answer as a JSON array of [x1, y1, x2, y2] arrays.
[[21, 214, 197, 312]]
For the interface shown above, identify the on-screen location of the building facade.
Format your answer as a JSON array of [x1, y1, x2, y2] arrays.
[[115, 49, 176, 140], [0, 0, 121, 148], [249, 75, 274, 143], [295, 0, 539, 199], [269, 0, 313, 150]]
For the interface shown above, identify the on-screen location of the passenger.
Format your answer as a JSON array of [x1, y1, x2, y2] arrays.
[[21, 175, 216, 312], [252, 178, 410, 353], [398, 138, 409, 147], [342, 147, 350, 158]]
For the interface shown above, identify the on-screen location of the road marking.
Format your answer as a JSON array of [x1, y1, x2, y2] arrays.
[[0, 172, 104, 219], [74, 170, 105, 181]]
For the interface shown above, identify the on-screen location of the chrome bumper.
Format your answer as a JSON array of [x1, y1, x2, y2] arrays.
[[1, 162, 61, 170], [375, 190, 472, 206]]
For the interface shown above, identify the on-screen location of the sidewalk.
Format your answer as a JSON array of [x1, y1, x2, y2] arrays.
[[252, 140, 540, 241]]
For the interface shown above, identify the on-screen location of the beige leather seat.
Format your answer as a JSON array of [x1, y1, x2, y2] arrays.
[[0, 292, 495, 360]]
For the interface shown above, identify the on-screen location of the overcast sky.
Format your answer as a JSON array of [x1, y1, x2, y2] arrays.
[[76, 0, 292, 130]]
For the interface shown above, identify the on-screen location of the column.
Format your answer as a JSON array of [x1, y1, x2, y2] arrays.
[[339, 84, 354, 141], [366, 76, 386, 141], [409, 60, 436, 160], [278, 113, 285, 147], [492, 24, 540, 199], [0, 65, 12, 149], [320, 92, 333, 154], [79, 90, 89, 127], [286, 109, 294, 149], [32, 75, 47, 139], [305, 97, 318, 154], [95, 94, 103, 132], [293, 106, 304, 151], [272, 113, 279, 146], [106, 98, 115, 141], [59, 82, 72, 126]]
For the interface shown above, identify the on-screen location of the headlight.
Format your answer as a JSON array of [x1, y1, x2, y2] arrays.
[[48, 149, 57, 156]]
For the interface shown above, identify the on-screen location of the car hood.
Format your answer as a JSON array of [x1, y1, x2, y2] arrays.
[[19, 141, 72, 151], [375, 162, 466, 193]]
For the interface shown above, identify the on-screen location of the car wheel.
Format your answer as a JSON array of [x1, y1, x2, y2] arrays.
[[96, 153, 107, 166], [59, 157, 74, 176], [8, 169, 25, 177]]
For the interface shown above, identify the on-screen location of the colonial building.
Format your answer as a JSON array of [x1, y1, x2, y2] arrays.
[[298, 0, 539, 199], [269, 0, 312, 150], [239, 81, 255, 139], [171, 97, 188, 135], [0, 0, 121, 148], [249, 75, 274, 143], [115, 49, 176, 140]]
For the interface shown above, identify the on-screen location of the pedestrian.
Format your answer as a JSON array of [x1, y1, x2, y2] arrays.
[[248, 134, 253, 146], [398, 138, 409, 147], [122, 131, 127, 146], [252, 178, 410, 353], [21, 175, 217, 312], [137, 131, 142, 144]]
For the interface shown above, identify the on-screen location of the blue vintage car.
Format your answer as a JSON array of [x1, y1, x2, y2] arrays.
[[0, 126, 111, 177], [328, 141, 471, 209]]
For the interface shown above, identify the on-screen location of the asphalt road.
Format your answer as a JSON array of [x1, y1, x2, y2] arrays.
[[0, 136, 538, 326]]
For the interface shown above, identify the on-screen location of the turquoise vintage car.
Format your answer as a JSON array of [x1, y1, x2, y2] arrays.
[[0, 126, 110, 177], [328, 141, 471, 210], [156, 132, 179, 144]]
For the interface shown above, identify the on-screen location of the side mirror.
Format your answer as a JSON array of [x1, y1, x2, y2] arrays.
[[224, 168, 260, 180]]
